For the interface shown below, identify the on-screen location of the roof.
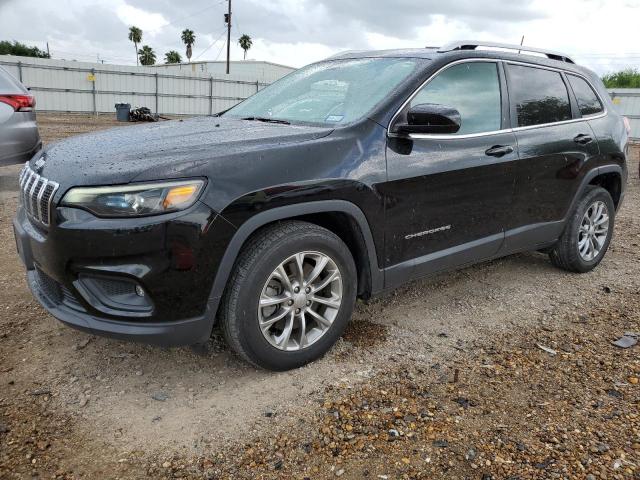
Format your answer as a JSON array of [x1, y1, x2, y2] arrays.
[[327, 41, 594, 77], [329, 48, 438, 60]]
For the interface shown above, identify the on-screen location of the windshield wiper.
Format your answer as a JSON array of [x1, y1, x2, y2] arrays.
[[242, 116, 291, 125]]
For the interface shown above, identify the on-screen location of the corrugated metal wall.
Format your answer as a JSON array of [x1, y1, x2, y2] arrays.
[[0, 55, 280, 115], [151, 61, 295, 83], [609, 89, 640, 141]]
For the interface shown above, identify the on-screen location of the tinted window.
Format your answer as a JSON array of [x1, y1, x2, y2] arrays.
[[508, 65, 572, 127], [568, 75, 603, 116], [410, 62, 501, 135]]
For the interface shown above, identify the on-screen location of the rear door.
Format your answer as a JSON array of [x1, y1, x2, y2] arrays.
[[383, 60, 517, 284], [503, 63, 600, 250]]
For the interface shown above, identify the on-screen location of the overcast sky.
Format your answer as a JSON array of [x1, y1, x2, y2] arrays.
[[0, 0, 639, 74]]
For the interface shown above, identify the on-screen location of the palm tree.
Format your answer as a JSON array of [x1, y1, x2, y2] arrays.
[[138, 45, 156, 66], [181, 29, 196, 62], [164, 50, 182, 64], [128, 26, 142, 66], [238, 34, 253, 60]]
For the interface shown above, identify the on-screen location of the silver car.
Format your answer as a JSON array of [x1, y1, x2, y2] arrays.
[[0, 65, 41, 166]]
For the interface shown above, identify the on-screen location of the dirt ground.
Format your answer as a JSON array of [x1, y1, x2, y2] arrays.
[[0, 114, 639, 479]]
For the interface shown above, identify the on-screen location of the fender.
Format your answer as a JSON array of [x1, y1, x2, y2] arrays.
[[205, 200, 384, 323], [566, 164, 624, 218]]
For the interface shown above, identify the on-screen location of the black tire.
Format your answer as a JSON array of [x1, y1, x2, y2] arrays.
[[549, 186, 615, 273], [219, 220, 357, 371]]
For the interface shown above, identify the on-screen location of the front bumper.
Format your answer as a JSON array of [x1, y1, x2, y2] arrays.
[[13, 200, 236, 346], [24, 269, 212, 345]]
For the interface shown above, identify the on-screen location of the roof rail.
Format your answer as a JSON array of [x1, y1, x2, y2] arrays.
[[438, 40, 575, 64]]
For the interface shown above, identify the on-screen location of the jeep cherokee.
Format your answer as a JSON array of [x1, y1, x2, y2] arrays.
[[13, 41, 629, 370]]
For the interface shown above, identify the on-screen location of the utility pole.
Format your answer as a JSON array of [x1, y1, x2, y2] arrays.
[[226, 0, 231, 74], [46, 42, 50, 58]]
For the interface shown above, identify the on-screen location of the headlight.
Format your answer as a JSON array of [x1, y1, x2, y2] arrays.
[[61, 179, 205, 217]]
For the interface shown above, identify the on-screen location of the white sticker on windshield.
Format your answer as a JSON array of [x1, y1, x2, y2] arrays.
[[325, 115, 344, 123]]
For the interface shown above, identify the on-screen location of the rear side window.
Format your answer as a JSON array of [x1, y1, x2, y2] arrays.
[[507, 64, 572, 127], [409, 62, 502, 135], [568, 75, 603, 116]]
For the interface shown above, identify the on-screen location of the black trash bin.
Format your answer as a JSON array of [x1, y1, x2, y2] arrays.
[[115, 103, 131, 122]]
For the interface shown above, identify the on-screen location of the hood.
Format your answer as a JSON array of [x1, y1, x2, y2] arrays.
[[36, 116, 333, 188]]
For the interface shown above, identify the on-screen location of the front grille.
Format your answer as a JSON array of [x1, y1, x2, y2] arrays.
[[93, 277, 137, 297], [19, 162, 59, 227], [34, 267, 85, 312], [35, 267, 62, 304], [61, 285, 85, 311]]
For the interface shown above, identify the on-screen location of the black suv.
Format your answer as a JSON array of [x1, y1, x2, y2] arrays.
[[14, 41, 629, 370]]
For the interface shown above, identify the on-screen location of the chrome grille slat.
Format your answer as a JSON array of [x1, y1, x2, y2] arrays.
[[28, 174, 40, 216], [19, 162, 59, 227], [25, 173, 37, 214], [18, 165, 27, 186], [36, 179, 46, 220], [20, 169, 31, 207]]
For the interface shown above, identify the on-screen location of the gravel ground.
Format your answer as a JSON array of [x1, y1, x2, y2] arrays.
[[0, 115, 638, 479]]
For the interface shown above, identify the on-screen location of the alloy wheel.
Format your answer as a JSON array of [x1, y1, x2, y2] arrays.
[[578, 200, 609, 261], [258, 251, 343, 351]]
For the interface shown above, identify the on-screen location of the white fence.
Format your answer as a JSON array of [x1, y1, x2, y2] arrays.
[[608, 89, 640, 141], [0, 55, 271, 116]]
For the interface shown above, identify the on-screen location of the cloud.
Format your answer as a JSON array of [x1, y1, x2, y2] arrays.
[[116, 4, 169, 33], [0, 0, 639, 73]]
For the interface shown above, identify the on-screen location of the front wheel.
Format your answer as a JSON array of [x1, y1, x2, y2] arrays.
[[219, 221, 357, 371], [549, 186, 615, 273]]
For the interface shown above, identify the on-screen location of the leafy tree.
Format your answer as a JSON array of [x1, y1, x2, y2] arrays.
[[164, 50, 182, 64], [128, 26, 142, 66], [138, 45, 156, 66], [238, 34, 253, 60], [181, 29, 196, 62], [0, 40, 49, 58], [602, 68, 640, 88]]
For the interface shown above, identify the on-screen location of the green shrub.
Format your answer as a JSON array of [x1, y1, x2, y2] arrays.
[[0, 40, 49, 58], [602, 69, 640, 88]]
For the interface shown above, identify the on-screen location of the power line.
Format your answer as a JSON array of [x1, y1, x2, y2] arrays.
[[193, 27, 227, 60], [163, 4, 218, 28], [571, 52, 640, 57], [214, 38, 227, 61]]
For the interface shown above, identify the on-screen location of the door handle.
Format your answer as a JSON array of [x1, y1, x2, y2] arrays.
[[485, 145, 514, 157], [574, 134, 593, 145]]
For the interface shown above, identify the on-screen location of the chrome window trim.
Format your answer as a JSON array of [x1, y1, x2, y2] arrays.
[[387, 57, 608, 141]]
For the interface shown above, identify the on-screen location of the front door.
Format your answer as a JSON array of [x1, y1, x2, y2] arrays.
[[382, 60, 517, 286]]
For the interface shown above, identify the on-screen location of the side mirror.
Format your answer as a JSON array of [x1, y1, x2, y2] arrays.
[[396, 103, 461, 135]]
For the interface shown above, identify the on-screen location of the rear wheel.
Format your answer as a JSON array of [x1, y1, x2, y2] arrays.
[[549, 186, 615, 273], [220, 221, 357, 371]]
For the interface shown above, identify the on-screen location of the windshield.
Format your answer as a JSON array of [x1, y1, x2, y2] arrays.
[[224, 58, 419, 126]]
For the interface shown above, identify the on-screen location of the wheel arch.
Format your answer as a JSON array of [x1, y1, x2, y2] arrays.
[[566, 165, 624, 220], [206, 200, 383, 323], [587, 167, 623, 209]]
